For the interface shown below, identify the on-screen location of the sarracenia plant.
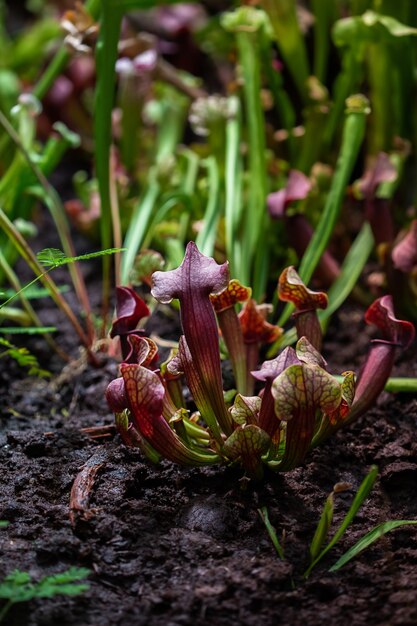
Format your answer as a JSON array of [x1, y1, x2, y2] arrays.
[[106, 243, 414, 479]]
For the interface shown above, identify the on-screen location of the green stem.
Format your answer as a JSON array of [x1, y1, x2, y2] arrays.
[[95, 3, 123, 327], [260, 0, 310, 102], [304, 466, 378, 578], [195, 156, 221, 257], [121, 177, 160, 284], [323, 45, 364, 150], [367, 42, 393, 153], [312, 0, 336, 83], [260, 35, 296, 160], [33, 48, 70, 101], [224, 96, 243, 279], [279, 95, 369, 326], [237, 28, 267, 296]]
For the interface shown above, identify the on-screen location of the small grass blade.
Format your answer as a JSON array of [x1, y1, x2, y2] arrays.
[[329, 520, 417, 572], [304, 465, 378, 577], [258, 506, 285, 559], [310, 482, 351, 562], [309, 492, 335, 562]]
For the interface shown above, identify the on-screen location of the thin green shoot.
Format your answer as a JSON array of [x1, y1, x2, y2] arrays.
[[32, 0, 100, 100], [309, 482, 351, 563], [258, 506, 285, 559], [304, 465, 378, 578], [329, 520, 417, 572], [260, 0, 309, 102], [0, 247, 124, 310]]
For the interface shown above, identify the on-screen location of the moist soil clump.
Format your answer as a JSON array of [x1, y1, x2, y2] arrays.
[[1, 291, 417, 626]]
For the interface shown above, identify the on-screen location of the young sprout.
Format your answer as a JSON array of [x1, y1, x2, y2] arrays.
[[106, 243, 414, 479]]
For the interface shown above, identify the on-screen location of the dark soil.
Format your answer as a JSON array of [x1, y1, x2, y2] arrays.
[[1, 255, 417, 626]]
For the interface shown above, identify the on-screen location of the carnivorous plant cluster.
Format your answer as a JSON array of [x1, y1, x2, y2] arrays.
[[106, 243, 414, 479]]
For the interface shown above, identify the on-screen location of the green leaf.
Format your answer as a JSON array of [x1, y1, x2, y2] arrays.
[[0, 568, 90, 604], [330, 520, 417, 572], [0, 521, 9, 528], [0, 338, 51, 377]]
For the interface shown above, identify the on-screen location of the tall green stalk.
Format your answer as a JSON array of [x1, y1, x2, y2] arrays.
[[279, 95, 370, 326], [94, 1, 123, 326], [222, 8, 268, 298], [224, 96, 243, 279], [312, 0, 336, 84], [260, 0, 310, 102]]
